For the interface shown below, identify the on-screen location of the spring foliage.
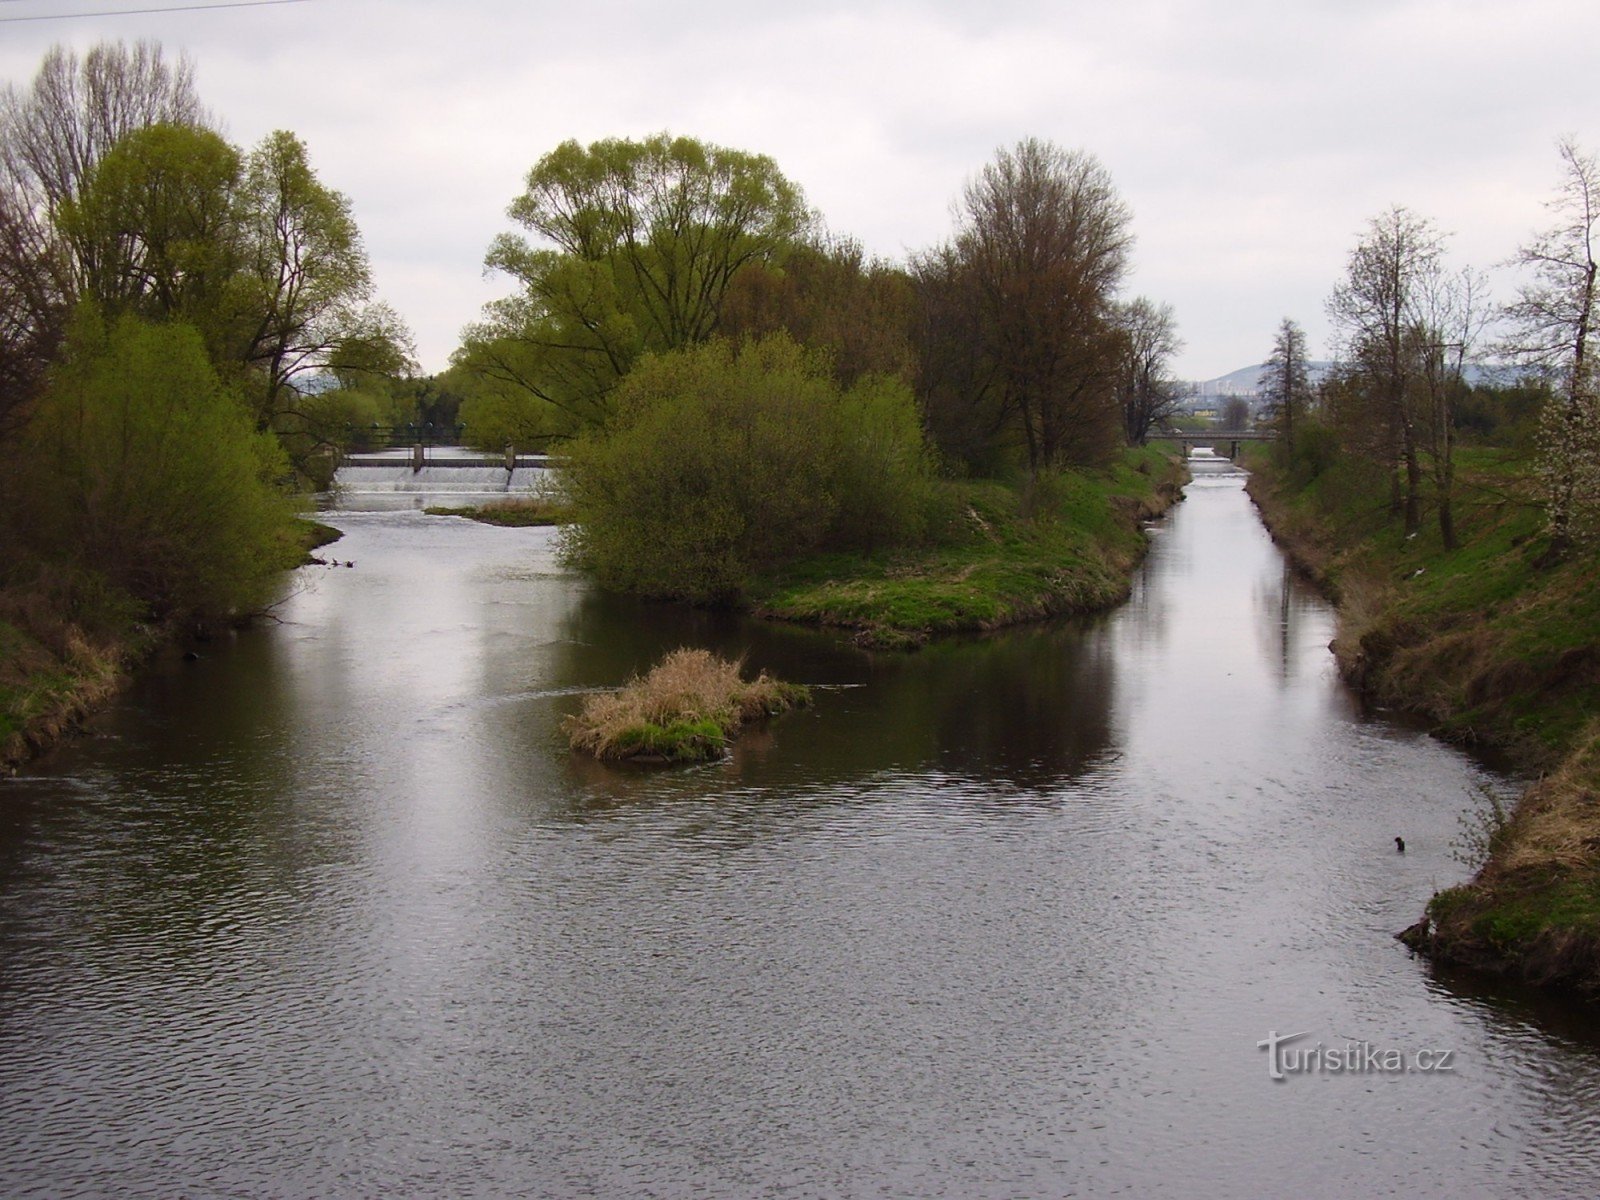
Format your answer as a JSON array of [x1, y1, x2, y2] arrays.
[[561, 334, 933, 602], [7, 310, 294, 618]]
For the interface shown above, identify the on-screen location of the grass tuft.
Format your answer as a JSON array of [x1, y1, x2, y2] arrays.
[[563, 648, 809, 763]]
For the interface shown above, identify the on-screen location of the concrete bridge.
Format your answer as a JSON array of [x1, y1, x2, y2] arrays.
[[1148, 429, 1276, 459], [342, 446, 551, 472]]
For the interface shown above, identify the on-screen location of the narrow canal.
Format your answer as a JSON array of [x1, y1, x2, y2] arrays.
[[2, 459, 1597, 1197]]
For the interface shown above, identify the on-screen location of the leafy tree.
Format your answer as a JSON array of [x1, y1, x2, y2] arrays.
[[1114, 297, 1185, 445], [921, 138, 1132, 474], [1259, 317, 1310, 455], [56, 123, 243, 332], [1502, 137, 1600, 556], [457, 133, 811, 440], [9, 309, 293, 617], [0, 40, 208, 439], [562, 334, 931, 602], [237, 130, 410, 429]]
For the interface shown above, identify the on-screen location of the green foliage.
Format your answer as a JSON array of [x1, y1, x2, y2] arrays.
[[58, 122, 244, 338], [757, 445, 1184, 646], [456, 133, 811, 440], [8, 309, 296, 618], [562, 334, 933, 603]]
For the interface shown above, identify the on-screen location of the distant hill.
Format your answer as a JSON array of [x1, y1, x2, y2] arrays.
[[1184, 361, 1526, 407]]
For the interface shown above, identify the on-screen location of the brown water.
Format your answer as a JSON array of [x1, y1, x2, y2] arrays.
[[2, 461, 1598, 1197]]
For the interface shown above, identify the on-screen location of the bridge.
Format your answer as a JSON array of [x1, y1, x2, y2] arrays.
[[342, 446, 551, 472], [1147, 428, 1276, 459]]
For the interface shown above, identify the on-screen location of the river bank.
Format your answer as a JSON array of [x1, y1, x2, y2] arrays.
[[1245, 449, 1600, 996], [753, 445, 1187, 648], [0, 518, 341, 774]]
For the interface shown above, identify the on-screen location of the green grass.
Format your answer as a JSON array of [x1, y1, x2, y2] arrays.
[[424, 498, 571, 526], [754, 445, 1185, 647]]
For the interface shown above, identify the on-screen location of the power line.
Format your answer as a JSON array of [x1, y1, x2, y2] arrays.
[[0, 0, 309, 21]]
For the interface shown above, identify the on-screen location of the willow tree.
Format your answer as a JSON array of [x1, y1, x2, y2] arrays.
[[457, 133, 811, 443]]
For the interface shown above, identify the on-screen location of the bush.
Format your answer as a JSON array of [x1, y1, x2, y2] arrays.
[[7, 309, 296, 619], [561, 334, 932, 602]]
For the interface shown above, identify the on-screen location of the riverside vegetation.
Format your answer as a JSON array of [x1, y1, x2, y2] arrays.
[[563, 649, 809, 762], [1248, 432, 1600, 994], [3, 46, 1192, 768]]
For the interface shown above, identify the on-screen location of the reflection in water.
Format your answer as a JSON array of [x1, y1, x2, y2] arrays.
[[2, 473, 1598, 1197]]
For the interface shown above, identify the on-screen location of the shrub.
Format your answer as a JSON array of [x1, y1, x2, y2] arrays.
[[7, 309, 296, 619], [561, 334, 932, 602]]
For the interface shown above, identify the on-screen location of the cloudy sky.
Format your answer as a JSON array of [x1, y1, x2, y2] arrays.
[[3, 0, 1596, 380]]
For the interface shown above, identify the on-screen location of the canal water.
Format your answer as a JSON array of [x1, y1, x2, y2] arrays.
[[2, 462, 1598, 1197]]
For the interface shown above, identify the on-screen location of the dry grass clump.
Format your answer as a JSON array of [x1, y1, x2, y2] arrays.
[[563, 648, 809, 762]]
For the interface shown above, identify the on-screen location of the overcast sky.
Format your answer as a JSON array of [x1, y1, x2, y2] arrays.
[[3, 0, 1597, 380]]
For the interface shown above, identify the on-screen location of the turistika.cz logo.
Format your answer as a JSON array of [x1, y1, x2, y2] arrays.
[[1257, 1030, 1456, 1081]]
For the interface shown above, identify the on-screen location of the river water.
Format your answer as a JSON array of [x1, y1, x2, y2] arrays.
[[2, 461, 1598, 1197]]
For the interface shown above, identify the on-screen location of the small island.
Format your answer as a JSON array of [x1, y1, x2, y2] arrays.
[[563, 648, 810, 763]]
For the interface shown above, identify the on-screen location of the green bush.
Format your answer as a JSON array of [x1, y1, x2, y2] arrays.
[[561, 334, 932, 602], [9, 309, 296, 619]]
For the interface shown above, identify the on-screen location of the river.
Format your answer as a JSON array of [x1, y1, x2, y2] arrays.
[[2, 460, 1598, 1197]]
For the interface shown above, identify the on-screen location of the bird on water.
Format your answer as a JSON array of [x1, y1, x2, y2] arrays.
[[1395, 836, 1406, 853]]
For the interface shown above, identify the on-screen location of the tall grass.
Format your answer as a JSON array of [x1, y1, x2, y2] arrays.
[[563, 648, 809, 762]]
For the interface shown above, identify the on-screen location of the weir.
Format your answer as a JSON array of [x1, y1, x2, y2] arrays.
[[331, 463, 549, 495]]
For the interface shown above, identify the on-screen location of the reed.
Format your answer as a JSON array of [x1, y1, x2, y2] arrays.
[[563, 648, 809, 762]]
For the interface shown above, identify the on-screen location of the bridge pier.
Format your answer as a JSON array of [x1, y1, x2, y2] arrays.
[[411, 443, 425, 473]]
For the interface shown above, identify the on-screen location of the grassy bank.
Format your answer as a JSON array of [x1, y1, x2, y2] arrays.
[[754, 444, 1186, 648], [0, 516, 339, 774], [564, 648, 810, 763], [423, 496, 572, 527], [1246, 447, 1600, 995]]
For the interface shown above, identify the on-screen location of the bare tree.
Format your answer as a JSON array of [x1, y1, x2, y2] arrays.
[[1114, 297, 1186, 445], [1327, 205, 1448, 535], [942, 138, 1134, 472], [1501, 137, 1600, 556], [1258, 317, 1310, 455], [1411, 267, 1489, 550], [1, 41, 208, 221]]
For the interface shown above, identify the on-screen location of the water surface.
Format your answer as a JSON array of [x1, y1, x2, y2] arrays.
[[2, 463, 1597, 1197]]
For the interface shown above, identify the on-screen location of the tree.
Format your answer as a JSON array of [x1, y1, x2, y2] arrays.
[[928, 138, 1133, 473], [1258, 318, 1310, 455], [1502, 138, 1600, 556], [1327, 205, 1448, 535], [1410, 267, 1489, 550], [236, 130, 411, 431], [719, 235, 916, 387], [1113, 297, 1185, 445], [562, 334, 931, 602], [457, 133, 811, 439], [56, 123, 243, 330], [9, 309, 293, 617], [0, 40, 208, 439]]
